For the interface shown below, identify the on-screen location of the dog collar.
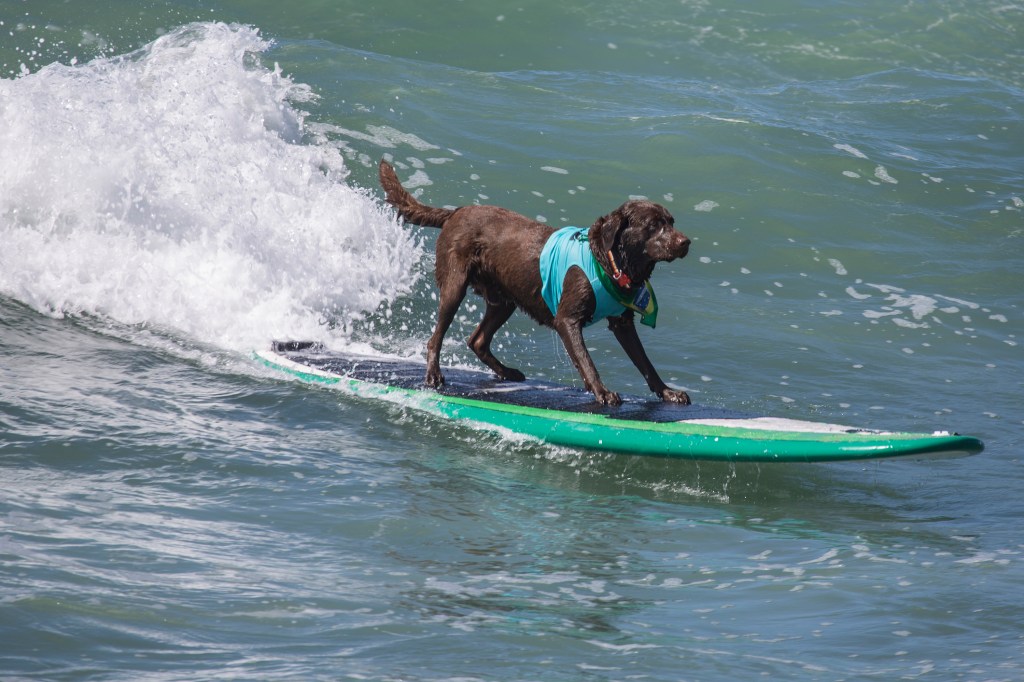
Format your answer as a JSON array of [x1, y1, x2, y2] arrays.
[[606, 250, 633, 289], [584, 232, 658, 328], [593, 257, 659, 328]]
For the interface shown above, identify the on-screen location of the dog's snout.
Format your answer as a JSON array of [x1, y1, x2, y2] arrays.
[[671, 231, 691, 259], [647, 228, 691, 262], [677, 233, 691, 254]]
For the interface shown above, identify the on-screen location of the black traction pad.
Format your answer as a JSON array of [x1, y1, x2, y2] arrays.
[[271, 341, 752, 424]]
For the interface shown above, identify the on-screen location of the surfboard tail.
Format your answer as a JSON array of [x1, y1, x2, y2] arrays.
[[379, 159, 454, 229]]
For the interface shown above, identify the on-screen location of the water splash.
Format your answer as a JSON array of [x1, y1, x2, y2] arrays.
[[0, 22, 422, 352]]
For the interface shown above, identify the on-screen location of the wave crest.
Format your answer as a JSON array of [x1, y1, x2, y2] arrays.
[[0, 22, 422, 351]]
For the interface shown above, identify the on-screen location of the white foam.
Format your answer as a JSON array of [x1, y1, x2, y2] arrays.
[[935, 294, 980, 310], [873, 165, 899, 184], [833, 143, 868, 159], [800, 548, 841, 565], [827, 258, 847, 276], [310, 122, 440, 152], [886, 293, 938, 320], [0, 23, 423, 352], [845, 286, 872, 300], [402, 170, 433, 189]]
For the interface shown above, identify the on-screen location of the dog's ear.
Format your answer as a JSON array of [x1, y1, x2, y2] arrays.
[[590, 205, 627, 256]]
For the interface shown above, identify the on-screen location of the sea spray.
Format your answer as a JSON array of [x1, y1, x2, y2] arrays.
[[0, 22, 423, 352]]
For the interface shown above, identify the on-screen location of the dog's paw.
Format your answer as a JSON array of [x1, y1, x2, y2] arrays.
[[424, 370, 446, 388], [595, 389, 623, 407], [499, 367, 526, 382], [660, 388, 691, 405]]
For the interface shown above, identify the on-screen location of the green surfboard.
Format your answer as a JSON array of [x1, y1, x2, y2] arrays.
[[255, 342, 983, 463]]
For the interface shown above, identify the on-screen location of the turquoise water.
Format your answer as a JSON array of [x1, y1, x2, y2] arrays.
[[1, 1, 1022, 679]]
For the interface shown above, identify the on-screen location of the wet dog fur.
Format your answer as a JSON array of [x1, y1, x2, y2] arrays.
[[378, 159, 691, 406]]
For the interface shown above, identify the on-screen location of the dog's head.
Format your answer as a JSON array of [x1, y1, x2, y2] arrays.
[[590, 200, 690, 283]]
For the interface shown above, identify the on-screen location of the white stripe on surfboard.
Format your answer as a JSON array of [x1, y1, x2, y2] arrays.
[[686, 417, 892, 435]]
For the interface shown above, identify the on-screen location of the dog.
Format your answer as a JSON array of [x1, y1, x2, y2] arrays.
[[379, 159, 691, 406]]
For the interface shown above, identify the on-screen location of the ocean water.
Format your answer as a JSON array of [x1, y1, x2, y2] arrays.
[[1, 1, 1022, 679]]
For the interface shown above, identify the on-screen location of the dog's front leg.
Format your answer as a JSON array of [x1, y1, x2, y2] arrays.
[[553, 269, 620, 405], [554, 317, 621, 406], [608, 312, 691, 405]]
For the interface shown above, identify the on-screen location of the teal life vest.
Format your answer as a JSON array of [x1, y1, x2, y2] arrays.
[[539, 226, 658, 327]]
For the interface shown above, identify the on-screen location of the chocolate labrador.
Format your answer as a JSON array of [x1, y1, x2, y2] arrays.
[[379, 159, 691, 406]]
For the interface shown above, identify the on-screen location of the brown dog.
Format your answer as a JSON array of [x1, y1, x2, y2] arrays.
[[379, 159, 691, 406]]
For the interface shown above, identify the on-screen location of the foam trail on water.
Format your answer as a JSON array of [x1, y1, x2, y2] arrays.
[[0, 22, 422, 352]]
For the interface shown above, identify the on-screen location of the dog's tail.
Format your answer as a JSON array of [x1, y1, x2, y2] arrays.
[[379, 159, 454, 229]]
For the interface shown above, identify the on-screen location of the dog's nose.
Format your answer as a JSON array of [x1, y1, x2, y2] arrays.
[[675, 233, 691, 257]]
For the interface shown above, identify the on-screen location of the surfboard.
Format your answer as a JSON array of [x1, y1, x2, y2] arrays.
[[254, 342, 984, 463]]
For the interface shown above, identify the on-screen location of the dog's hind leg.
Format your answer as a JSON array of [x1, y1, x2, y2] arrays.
[[425, 276, 469, 388], [468, 300, 525, 382]]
